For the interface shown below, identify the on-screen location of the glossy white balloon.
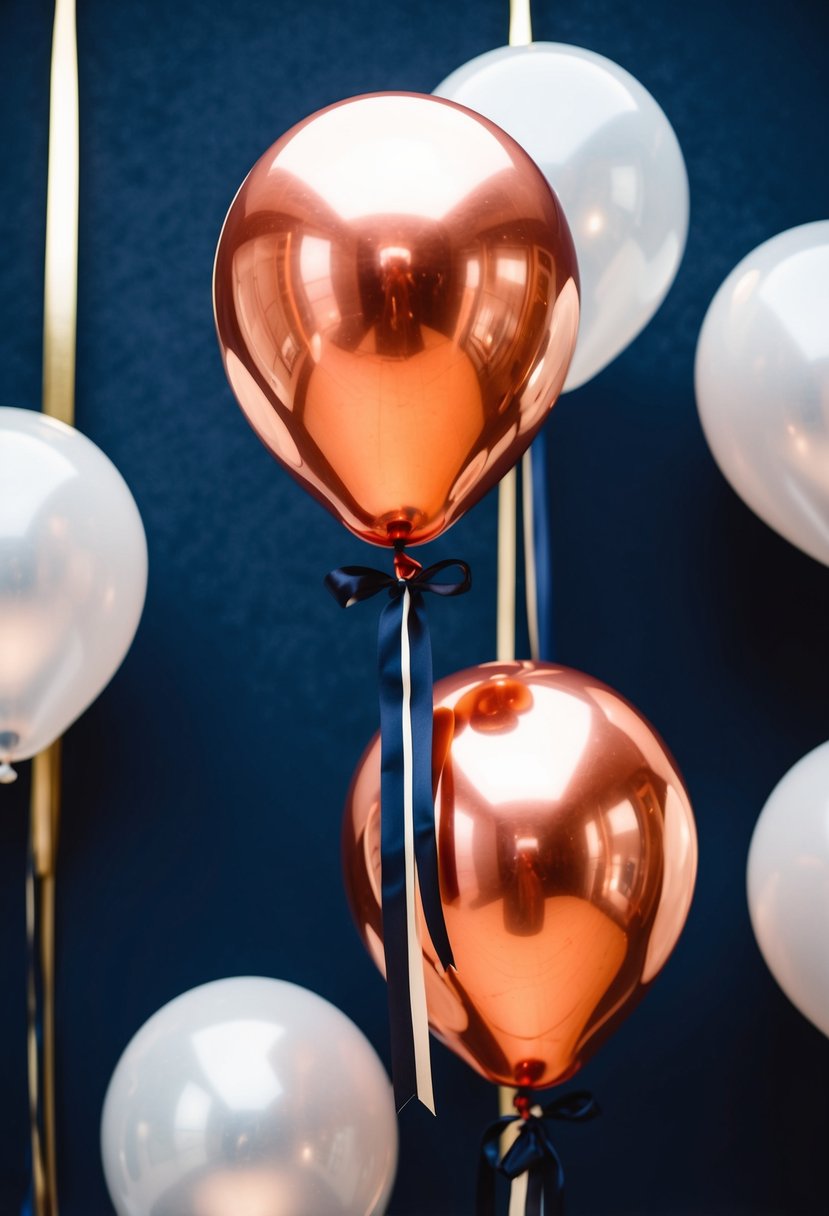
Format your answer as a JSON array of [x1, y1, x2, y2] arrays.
[[101, 977, 398, 1216], [434, 43, 689, 390], [0, 407, 147, 772], [747, 742, 829, 1038], [695, 221, 829, 566]]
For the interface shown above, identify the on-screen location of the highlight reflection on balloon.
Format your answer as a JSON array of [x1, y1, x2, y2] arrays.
[[343, 662, 697, 1088], [0, 406, 147, 770], [214, 93, 579, 547], [695, 221, 829, 566], [747, 741, 829, 1039], [101, 978, 397, 1216]]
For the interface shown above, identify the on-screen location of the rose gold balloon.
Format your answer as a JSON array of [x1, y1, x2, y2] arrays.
[[214, 93, 579, 547], [342, 662, 697, 1088]]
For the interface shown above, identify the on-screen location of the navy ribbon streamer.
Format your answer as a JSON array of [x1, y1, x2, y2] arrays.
[[326, 550, 471, 1110], [477, 1091, 600, 1216], [529, 428, 554, 660]]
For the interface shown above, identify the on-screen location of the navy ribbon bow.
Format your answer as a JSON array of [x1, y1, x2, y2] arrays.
[[326, 549, 471, 1112], [477, 1091, 600, 1216]]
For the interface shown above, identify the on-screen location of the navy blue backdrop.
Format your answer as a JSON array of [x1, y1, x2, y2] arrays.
[[1, 0, 828, 1212]]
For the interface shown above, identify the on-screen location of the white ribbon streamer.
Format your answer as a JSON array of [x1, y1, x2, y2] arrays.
[[400, 587, 435, 1113], [509, 1170, 530, 1216]]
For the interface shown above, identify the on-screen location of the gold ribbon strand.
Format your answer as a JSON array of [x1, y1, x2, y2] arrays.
[[28, 1, 79, 1212], [495, 0, 536, 1174]]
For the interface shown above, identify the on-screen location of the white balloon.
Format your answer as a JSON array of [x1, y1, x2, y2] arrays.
[[747, 741, 829, 1038], [434, 43, 689, 390], [0, 407, 147, 772], [695, 221, 829, 566], [101, 977, 398, 1216]]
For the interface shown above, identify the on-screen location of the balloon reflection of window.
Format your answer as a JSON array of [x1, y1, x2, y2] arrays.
[[496, 254, 528, 284], [450, 253, 483, 355], [467, 246, 529, 369], [602, 798, 643, 916], [231, 236, 298, 399], [581, 776, 664, 927], [298, 235, 340, 339], [192, 1021, 285, 1110]]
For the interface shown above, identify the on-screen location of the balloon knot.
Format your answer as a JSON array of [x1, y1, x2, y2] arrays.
[[393, 543, 422, 581], [514, 1092, 533, 1121], [0, 761, 18, 785]]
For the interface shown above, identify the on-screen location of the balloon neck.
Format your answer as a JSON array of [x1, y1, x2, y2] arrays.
[[513, 1092, 533, 1121], [393, 541, 422, 582], [514, 1059, 544, 1089], [0, 761, 18, 785]]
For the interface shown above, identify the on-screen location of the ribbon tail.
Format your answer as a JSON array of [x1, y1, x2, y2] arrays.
[[509, 1170, 531, 1216], [475, 1144, 499, 1216], [538, 1135, 565, 1216], [378, 590, 434, 1113], [542, 1162, 564, 1216], [406, 591, 454, 971], [509, 1161, 553, 1216], [530, 428, 554, 661]]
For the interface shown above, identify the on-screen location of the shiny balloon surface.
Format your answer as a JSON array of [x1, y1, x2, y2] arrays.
[[435, 44, 688, 392], [695, 221, 829, 566], [343, 662, 697, 1088], [0, 407, 147, 767], [101, 977, 397, 1216], [214, 93, 579, 547], [747, 741, 829, 1039]]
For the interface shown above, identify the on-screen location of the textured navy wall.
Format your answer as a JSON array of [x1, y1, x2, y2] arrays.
[[1, 1, 828, 1212]]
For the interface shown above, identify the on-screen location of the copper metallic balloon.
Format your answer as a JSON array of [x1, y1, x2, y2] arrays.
[[342, 662, 697, 1088], [214, 93, 579, 547]]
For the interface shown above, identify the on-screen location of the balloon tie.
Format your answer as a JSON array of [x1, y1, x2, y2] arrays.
[[477, 1090, 600, 1216], [325, 550, 471, 1113], [0, 761, 18, 784]]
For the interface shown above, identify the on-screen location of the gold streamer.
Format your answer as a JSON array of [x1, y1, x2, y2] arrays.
[[496, 0, 535, 1145], [508, 0, 533, 47], [28, 0, 79, 1211]]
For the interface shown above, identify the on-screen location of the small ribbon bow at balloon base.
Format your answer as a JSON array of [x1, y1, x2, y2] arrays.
[[477, 1090, 600, 1216], [326, 544, 471, 1114]]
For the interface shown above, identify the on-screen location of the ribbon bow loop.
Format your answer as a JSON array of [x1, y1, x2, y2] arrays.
[[499, 1118, 561, 1181], [477, 1090, 600, 1216], [325, 557, 471, 609], [542, 1091, 600, 1124]]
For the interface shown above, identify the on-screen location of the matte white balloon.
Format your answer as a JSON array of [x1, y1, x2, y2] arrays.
[[101, 977, 398, 1216], [747, 741, 829, 1038], [695, 221, 829, 566], [0, 407, 147, 768], [435, 43, 689, 390]]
